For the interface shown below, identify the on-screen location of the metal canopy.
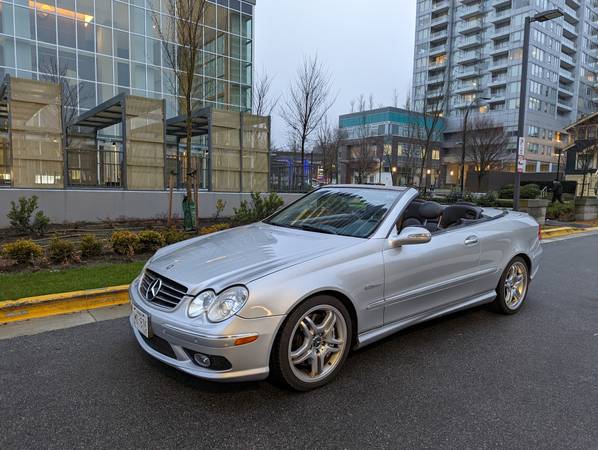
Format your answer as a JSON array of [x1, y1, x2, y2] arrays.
[[70, 93, 126, 130], [165, 107, 210, 139]]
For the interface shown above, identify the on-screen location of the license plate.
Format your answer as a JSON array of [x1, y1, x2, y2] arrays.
[[132, 305, 151, 338]]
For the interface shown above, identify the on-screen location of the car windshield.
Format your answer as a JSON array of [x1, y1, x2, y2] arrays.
[[264, 187, 402, 238]]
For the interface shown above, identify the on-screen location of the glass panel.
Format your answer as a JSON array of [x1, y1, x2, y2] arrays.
[[97, 55, 113, 84], [96, 25, 112, 55], [57, 16, 77, 48], [79, 81, 96, 109], [78, 52, 95, 81], [16, 39, 36, 71], [77, 20, 95, 52], [241, 14, 251, 38], [58, 48, 77, 78], [14, 6, 35, 40], [76, 0, 94, 16], [38, 44, 58, 75], [131, 62, 146, 90], [147, 65, 161, 92], [96, 1, 112, 27], [147, 38, 161, 66], [114, 30, 129, 59], [114, 2, 129, 31], [97, 83, 115, 103], [116, 60, 130, 87], [230, 10, 240, 35], [36, 10, 56, 44], [0, 36, 15, 68], [131, 6, 145, 34], [145, 10, 158, 39], [131, 34, 145, 62], [217, 6, 229, 31], [0, 3, 14, 36]]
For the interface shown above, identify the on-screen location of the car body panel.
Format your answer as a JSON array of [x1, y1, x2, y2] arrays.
[[130, 186, 542, 382]]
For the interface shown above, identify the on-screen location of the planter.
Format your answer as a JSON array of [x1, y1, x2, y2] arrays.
[[574, 197, 598, 221], [519, 199, 549, 225]]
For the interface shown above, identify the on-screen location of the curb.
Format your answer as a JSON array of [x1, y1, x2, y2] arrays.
[[542, 226, 598, 239], [0, 285, 130, 324]]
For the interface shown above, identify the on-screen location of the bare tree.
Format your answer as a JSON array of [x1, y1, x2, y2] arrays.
[[280, 55, 336, 190], [253, 71, 280, 116], [39, 60, 80, 147], [152, 0, 207, 197], [316, 117, 342, 183], [417, 69, 448, 191], [400, 92, 424, 186], [392, 89, 400, 108], [352, 103, 378, 184], [465, 116, 510, 190]]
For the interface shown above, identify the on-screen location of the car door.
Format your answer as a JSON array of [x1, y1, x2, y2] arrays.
[[382, 227, 482, 325]]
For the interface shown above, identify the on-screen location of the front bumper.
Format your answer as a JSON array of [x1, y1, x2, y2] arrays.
[[129, 278, 283, 382]]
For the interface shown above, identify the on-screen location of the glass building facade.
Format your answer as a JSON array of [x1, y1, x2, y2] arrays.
[[0, 0, 255, 118]]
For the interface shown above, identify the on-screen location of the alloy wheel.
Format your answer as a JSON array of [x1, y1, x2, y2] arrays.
[[503, 261, 528, 310]]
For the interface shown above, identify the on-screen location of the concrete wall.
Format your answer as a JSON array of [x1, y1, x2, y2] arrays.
[[0, 189, 304, 228]]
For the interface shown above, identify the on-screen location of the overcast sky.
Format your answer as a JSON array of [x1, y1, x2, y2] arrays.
[[254, 0, 417, 148]]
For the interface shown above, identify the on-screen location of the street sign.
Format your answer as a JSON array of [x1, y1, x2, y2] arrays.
[[518, 137, 525, 156], [517, 158, 526, 173]]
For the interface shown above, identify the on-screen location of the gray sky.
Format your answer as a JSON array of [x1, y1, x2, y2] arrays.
[[254, 0, 417, 148]]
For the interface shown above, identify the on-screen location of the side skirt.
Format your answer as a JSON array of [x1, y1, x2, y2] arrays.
[[355, 291, 497, 349]]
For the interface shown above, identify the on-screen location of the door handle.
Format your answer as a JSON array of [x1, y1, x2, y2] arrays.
[[464, 235, 479, 246]]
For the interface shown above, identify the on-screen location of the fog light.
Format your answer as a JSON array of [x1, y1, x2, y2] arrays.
[[193, 353, 211, 368]]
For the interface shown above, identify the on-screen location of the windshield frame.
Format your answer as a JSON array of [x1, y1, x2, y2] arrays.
[[263, 186, 405, 239]]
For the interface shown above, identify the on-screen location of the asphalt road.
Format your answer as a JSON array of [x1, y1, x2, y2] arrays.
[[1, 235, 597, 449]]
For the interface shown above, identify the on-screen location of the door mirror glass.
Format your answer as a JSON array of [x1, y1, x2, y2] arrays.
[[389, 226, 432, 248]]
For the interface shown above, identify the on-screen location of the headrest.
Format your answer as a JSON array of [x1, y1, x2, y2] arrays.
[[441, 204, 483, 227], [419, 201, 444, 220]]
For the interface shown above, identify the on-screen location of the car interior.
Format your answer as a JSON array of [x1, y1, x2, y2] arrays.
[[397, 199, 485, 234]]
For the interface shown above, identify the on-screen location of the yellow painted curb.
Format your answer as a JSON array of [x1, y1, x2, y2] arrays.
[[0, 285, 130, 324], [542, 226, 598, 239]]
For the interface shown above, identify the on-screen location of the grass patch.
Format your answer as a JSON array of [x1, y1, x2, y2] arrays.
[[0, 261, 145, 301]]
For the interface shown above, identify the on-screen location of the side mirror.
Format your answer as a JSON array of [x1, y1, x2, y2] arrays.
[[389, 226, 432, 248]]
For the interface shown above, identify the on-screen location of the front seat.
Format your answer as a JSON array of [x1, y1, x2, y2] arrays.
[[419, 201, 444, 232], [439, 204, 483, 229]]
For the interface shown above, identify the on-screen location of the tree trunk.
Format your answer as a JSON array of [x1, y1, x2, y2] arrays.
[[300, 136, 306, 191], [185, 99, 193, 199]]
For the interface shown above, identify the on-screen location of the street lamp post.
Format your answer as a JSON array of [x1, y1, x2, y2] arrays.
[[513, 9, 563, 210], [460, 96, 490, 193]]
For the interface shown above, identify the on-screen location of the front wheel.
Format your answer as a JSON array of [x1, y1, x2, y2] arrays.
[[270, 295, 352, 391], [492, 257, 530, 314]]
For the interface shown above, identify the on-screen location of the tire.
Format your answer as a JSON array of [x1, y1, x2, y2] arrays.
[[270, 295, 352, 391], [492, 256, 530, 315]]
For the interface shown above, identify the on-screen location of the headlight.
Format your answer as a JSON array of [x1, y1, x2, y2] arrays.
[[187, 290, 216, 318], [187, 286, 249, 322]]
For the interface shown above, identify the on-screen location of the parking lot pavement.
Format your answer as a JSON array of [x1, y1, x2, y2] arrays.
[[1, 235, 597, 449]]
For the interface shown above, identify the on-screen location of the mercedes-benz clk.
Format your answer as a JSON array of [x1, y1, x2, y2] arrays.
[[130, 185, 542, 390]]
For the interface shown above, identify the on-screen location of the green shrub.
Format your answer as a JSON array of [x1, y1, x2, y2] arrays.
[[7, 196, 50, 236], [79, 235, 103, 258], [461, 192, 476, 204], [111, 231, 139, 257], [200, 223, 230, 235], [476, 192, 497, 207], [215, 199, 226, 219], [136, 230, 165, 253], [233, 192, 284, 225], [520, 183, 541, 199], [546, 202, 575, 221], [161, 228, 187, 245], [499, 184, 514, 199], [495, 198, 514, 208], [48, 237, 75, 264], [2, 239, 43, 265]]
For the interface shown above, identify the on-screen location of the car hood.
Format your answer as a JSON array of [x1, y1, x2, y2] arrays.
[[146, 223, 360, 293]]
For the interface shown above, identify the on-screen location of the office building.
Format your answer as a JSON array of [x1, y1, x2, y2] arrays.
[[412, 0, 597, 187]]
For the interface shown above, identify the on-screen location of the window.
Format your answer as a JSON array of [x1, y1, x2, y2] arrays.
[[58, 48, 77, 78], [116, 60, 130, 87], [57, 16, 76, 48], [78, 53, 95, 81], [97, 55, 113, 84], [114, 30, 130, 59], [16, 39, 36, 72], [77, 20, 95, 52], [36, 11, 56, 44], [114, 2, 129, 31], [96, 26, 113, 56]]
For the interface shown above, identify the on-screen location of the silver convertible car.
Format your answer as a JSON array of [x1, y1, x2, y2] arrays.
[[130, 185, 542, 390]]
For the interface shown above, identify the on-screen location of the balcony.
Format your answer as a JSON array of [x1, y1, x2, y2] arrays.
[[563, 4, 579, 23], [454, 81, 481, 94], [427, 73, 445, 84], [431, 14, 450, 27], [429, 44, 448, 56], [489, 76, 507, 86], [490, 58, 509, 70], [559, 67, 575, 82], [490, 41, 510, 55], [560, 54, 576, 69], [491, 0, 511, 8], [562, 21, 577, 39], [491, 26, 511, 40], [427, 88, 445, 99], [457, 18, 483, 34], [432, 0, 450, 13], [456, 35, 482, 50], [455, 66, 480, 79], [457, 50, 483, 64], [430, 29, 448, 42], [428, 59, 448, 70], [491, 9, 512, 23], [460, 3, 484, 19], [558, 83, 574, 97], [561, 35, 576, 53], [557, 98, 573, 112]]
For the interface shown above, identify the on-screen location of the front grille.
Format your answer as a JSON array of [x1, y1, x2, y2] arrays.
[[140, 269, 188, 309]]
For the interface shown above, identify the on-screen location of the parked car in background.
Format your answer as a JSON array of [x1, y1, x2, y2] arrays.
[[130, 185, 542, 390]]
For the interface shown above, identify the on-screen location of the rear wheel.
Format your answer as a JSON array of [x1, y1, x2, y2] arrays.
[[270, 295, 352, 391], [492, 257, 529, 314]]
